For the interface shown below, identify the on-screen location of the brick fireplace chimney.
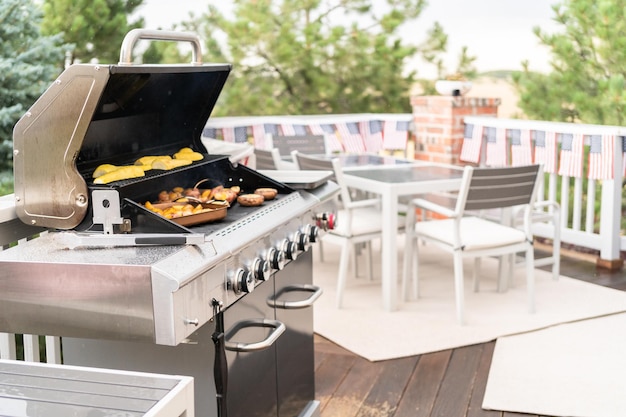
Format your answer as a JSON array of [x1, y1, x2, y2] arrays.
[[410, 96, 501, 164]]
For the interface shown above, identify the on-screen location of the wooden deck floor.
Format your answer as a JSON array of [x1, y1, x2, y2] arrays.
[[314, 253, 626, 417]]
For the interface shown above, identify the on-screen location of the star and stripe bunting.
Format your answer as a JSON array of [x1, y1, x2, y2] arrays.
[[336, 122, 365, 153], [280, 123, 308, 136], [207, 117, 626, 184], [587, 134, 615, 180], [310, 123, 344, 153], [558, 133, 584, 178], [360, 120, 384, 153], [485, 127, 508, 167], [223, 126, 248, 143], [510, 129, 533, 166], [459, 123, 484, 163], [382, 120, 410, 151], [251, 123, 278, 149], [203, 127, 217, 139], [533, 131, 558, 173]]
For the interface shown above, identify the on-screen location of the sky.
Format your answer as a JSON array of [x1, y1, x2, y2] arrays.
[[132, 0, 559, 79]]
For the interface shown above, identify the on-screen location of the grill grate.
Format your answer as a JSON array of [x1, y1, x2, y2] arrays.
[[215, 193, 301, 239]]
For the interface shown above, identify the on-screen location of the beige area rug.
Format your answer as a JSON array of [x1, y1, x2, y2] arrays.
[[312, 237, 626, 362], [483, 312, 626, 417]]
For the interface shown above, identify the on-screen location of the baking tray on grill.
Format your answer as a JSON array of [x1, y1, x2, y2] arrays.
[[147, 201, 229, 226]]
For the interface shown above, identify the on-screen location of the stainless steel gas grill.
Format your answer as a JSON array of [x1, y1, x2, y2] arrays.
[[0, 30, 338, 417]]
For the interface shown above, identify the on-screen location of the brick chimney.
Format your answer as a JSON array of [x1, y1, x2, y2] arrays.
[[410, 96, 501, 164]]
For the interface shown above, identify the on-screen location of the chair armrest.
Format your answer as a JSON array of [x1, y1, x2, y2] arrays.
[[409, 198, 457, 219], [534, 200, 560, 211], [345, 198, 381, 209]]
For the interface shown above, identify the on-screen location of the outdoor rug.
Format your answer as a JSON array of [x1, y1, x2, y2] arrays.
[[483, 312, 626, 417], [312, 237, 626, 362]]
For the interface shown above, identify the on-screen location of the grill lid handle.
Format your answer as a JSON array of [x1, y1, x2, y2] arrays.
[[119, 29, 203, 65]]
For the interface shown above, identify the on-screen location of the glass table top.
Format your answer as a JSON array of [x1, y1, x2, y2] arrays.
[[344, 164, 463, 184]]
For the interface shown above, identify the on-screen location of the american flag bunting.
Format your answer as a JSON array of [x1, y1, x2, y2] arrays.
[[485, 127, 507, 167], [203, 127, 217, 139], [510, 129, 533, 166], [280, 123, 308, 136], [222, 126, 248, 143], [459, 123, 483, 163], [336, 122, 365, 153], [588, 134, 614, 180], [252, 123, 278, 149], [558, 133, 584, 178], [382, 120, 410, 151], [533, 131, 557, 173], [310, 123, 343, 153], [360, 120, 384, 153]]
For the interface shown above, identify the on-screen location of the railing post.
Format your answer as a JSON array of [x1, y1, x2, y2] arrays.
[[0, 334, 17, 360], [598, 139, 624, 269], [45, 335, 62, 364]]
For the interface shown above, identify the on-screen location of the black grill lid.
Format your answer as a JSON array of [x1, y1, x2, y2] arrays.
[[78, 64, 231, 172], [13, 30, 232, 230]]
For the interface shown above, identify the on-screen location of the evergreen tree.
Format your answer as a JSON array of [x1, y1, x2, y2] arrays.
[[184, 0, 459, 116], [514, 0, 626, 125], [41, 0, 145, 65], [0, 0, 66, 176]]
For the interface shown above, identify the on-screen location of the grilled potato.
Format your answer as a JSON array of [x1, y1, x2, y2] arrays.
[[237, 194, 264, 207], [254, 188, 278, 200]]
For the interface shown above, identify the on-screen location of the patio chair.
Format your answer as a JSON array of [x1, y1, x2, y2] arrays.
[[402, 164, 543, 325], [253, 147, 282, 170], [292, 151, 402, 308], [467, 195, 561, 288]]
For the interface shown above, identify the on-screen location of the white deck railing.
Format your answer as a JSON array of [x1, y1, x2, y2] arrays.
[[465, 116, 624, 264], [0, 194, 61, 364], [0, 194, 62, 363]]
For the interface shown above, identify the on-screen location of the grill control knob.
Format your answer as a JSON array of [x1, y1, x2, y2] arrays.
[[309, 225, 320, 243], [267, 247, 285, 271], [295, 229, 311, 252], [280, 238, 299, 261], [252, 257, 271, 281], [231, 268, 255, 294]]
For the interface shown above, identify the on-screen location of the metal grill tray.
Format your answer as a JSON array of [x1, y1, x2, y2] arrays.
[[257, 170, 333, 190]]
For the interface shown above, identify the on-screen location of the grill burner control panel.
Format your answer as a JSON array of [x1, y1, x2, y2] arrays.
[[226, 213, 322, 297]]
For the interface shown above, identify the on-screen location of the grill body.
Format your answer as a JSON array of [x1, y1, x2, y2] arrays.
[[2, 30, 338, 417]]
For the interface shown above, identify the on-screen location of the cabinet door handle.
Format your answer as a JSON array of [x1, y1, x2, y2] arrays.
[[224, 319, 286, 352], [267, 284, 323, 309]]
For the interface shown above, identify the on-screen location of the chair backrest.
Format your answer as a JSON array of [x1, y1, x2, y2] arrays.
[[254, 148, 280, 169], [458, 164, 542, 213], [292, 151, 352, 205]]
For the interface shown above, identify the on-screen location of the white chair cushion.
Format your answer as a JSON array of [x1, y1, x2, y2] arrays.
[[331, 207, 403, 237], [414, 216, 527, 251]]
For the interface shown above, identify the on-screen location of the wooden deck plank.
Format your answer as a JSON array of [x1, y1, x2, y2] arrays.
[[394, 350, 451, 417], [429, 344, 484, 417], [315, 255, 626, 417], [354, 356, 419, 417], [315, 345, 357, 411], [322, 356, 385, 417], [467, 341, 500, 417]]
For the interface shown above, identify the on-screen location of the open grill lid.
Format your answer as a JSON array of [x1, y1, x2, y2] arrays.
[[13, 30, 231, 230]]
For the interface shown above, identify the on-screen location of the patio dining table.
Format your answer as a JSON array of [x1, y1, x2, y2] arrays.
[[340, 160, 464, 311]]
